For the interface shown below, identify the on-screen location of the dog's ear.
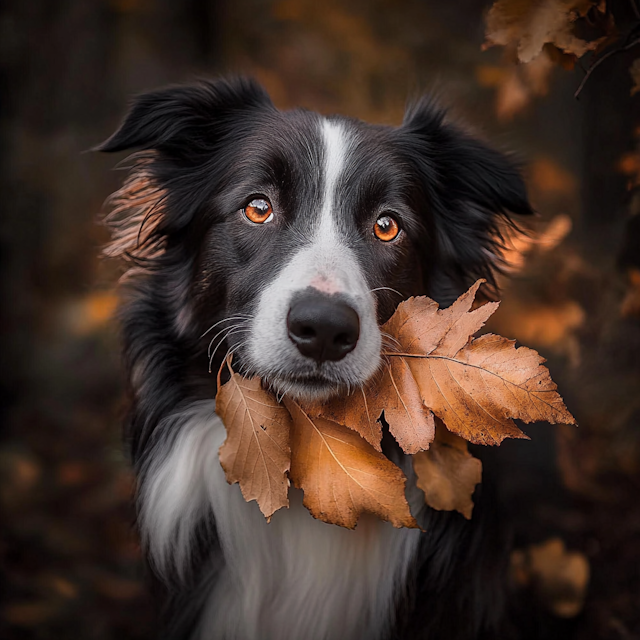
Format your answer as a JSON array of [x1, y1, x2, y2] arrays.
[[96, 77, 273, 155], [98, 77, 274, 266], [397, 97, 534, 301]]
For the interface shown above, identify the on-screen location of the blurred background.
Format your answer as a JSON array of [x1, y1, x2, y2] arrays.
[[1, 1, 639, 638]]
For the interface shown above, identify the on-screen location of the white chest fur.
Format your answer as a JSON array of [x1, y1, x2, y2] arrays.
[[140, 401, 422, 640]]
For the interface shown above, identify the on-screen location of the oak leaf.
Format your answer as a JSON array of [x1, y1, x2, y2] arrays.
[[384, 280, 576, 445], [484, 0, 599, 64], [284, 397, 418, 530], [305, 359, 435, 454], [413, 420, 482, 519], [215, 280, 575, 528], [216, 370, 292, 520]]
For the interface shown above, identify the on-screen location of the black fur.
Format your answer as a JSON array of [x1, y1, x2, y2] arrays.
[[100, 77, 533, 639]]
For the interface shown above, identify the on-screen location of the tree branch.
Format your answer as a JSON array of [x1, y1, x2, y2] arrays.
[[575, 29, 640, 99]]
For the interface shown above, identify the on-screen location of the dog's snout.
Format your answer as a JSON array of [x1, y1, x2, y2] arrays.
[[287, 293, 360, 363]]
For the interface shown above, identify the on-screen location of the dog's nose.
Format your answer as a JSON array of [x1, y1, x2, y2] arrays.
[[287, 293, 360, 362]]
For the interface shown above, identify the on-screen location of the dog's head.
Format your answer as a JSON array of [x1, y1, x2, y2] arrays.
[[100, 78, 532, 403]]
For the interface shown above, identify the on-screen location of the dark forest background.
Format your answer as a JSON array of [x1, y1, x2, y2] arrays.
[[1, 1, 639, 638]]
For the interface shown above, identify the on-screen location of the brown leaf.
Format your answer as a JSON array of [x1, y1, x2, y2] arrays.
[[284, 398, 418, 529], [303, 385, 384, 451], [383, 280, 498, 357], [484, 0, 600, 64], [216, 372, 292, 520], [307, 359, 435, 454], [413, 420, 482, 519], [511, 538, 590, 617], [387, 280, 576, 445]]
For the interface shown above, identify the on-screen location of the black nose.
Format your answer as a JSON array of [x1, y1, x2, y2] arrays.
[[287, 293, 360, 363]]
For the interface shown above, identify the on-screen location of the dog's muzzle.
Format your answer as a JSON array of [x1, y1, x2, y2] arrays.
[[287, 292, 360, 363]]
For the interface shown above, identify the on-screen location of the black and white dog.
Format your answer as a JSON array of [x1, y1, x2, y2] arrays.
[[99, 77, 533, 640]]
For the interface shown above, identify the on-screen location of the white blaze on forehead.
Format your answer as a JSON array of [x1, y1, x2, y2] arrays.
[[319, 119, 350, 227], [246, 116, 381, 398]]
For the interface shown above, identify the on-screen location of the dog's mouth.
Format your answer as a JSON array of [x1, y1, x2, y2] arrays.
[[262, 370, 360, 403]]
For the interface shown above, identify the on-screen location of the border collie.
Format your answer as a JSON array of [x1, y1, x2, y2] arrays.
[[98, 77, 533, 640]]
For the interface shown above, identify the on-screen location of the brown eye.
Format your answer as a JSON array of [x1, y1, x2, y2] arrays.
[[373, 215, 400, 242], [244, 198, 274, 224]]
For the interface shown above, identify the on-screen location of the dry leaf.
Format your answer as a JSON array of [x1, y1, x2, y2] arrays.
[[216, 371, 292, 520], [511, 538, 590, 617], [484, 0, 599, 64], [385, 280, 576, 445], [306, 359, 435, 454], [284, 398, 418, 529], [303, 385, 384, 451], [216, 280, 575, 527], [383, 280, 499, 358], [413, 420, 482, 519]]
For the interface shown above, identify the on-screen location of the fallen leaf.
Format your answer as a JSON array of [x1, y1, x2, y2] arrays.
[[216, 371, 292, 520], [305, 359, 435, 454], [484, 0, 600, 64], [284, 397, 418, 529], [511, 538, 590, 617], [413, 420, 482, 519], [385, 280, 576, 445]]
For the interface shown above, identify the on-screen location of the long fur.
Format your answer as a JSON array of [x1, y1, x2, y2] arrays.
[[99, 77, 533, 640]]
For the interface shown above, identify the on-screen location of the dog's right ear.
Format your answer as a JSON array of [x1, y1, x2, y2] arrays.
[[96, 77, 273, 156]]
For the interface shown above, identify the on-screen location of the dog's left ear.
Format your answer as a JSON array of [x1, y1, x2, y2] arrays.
[[96, 77, 273, 157], [396, 97, 534, 299]]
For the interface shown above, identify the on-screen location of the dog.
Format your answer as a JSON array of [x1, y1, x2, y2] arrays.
[[98, 77, 533, 640]]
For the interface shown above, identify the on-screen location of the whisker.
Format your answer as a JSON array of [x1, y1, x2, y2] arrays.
[[201, 315, 252, 339], [370, 286, 403, 297], [207, 322, 249, 358], [209, 327, 251, 359], [208, 329, 252, 373], [380, 331, 401, 348]]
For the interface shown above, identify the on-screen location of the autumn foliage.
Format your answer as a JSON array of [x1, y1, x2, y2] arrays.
[[216, 280, 576, 528]]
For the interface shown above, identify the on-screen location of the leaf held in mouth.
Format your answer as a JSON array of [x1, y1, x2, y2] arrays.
[[284, 398, 418, 530], [302, 359, 434, 454], [384, 280, 576, 446], [215, 279, 575, 528], [216, 365, 292, 521]]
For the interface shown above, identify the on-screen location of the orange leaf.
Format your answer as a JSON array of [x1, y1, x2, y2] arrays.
[[386, 280, 576, 445], [383, 280, 498, 357], [484, 0, 600, 64], [307, 359, 435, 454], [303, 385, 384, 451], [284, 398, 418, 530], [413, 420, 482, 519], [216, 372, 292, 520]]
